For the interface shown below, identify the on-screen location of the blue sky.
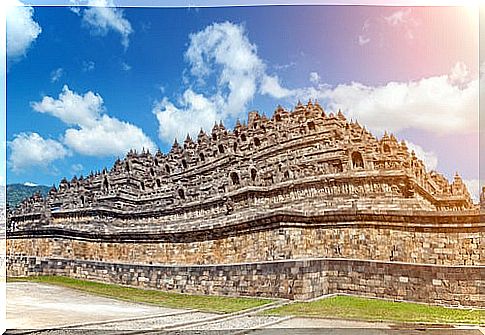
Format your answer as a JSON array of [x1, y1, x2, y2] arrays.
[[6, 4, 479, 198]]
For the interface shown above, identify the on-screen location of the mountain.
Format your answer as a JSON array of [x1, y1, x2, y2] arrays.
[[7, 183, 50, 208]]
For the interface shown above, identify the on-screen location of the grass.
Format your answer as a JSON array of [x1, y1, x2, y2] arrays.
[[262, 295, 485, 325], [8, 275, 273, 313], [9, 276, 484, 324]]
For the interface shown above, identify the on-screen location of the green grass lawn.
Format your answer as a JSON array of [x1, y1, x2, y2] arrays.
[[263, 295, 485, 325], [8, 275, 273, 313]]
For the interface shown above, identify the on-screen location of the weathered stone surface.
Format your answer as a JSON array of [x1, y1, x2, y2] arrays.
[[7, 256, 484, 307], [6, 218, 484, 266], [8, 101, 475, 230], [6, 102, 483, 307]]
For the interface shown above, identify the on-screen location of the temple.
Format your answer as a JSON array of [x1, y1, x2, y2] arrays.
[[7, 101, 482, 307], [10, 100, 473, 226]]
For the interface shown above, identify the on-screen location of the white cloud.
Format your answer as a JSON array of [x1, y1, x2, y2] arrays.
[[358, 19, 371, 46], [404, 141, 438, 172], [154, 92, 219, 144], [6, 0, 42, 59], [463, 179, 480, 204], [448, 61, 470, 87], [121, 62, 131, 71], [23, 182, 38, 186], [384, 9, 418, 41], [64, 115, 156, 156], [69, 6, 81, 15], [184, 21, 265, 116], [70, 163, 84, 175], [185, 22, 263, 81], [359, 9, 418, 48], [9, 133, 69, 172], [155, 22, 476, 147], [50, 68, 64, 83], [261, 75, 293, 99], [358, 35, 370, 46], [154, 22, 288, 144], [309, 72, 320, 84], [292, 62, 478, 135], [32, 85, 157, 157], [384, 9, 412, 26], [32, 85, 104, 127], [82, 60, 95, 72], [82, 0, 133, 49], [273, 62, 296, 71]]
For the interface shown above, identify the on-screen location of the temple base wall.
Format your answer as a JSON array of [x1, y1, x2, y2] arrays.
[[7, 256, 484, 307], [6, 223, 484, 266]]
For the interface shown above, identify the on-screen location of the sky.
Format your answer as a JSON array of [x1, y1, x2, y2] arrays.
[[5, 3, 480, 200]]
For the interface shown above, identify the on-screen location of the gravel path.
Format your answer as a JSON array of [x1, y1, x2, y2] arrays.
[[182, 315, 285, 331], [81, 311, 217, 330]]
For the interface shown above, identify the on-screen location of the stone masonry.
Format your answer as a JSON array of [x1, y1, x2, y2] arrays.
[[7, 101, 483, 307], [8, 256, 484, 306]]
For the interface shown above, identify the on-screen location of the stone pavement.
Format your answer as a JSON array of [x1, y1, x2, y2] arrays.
[[7, 282, 191, 329], [6, 282, 484, 334]]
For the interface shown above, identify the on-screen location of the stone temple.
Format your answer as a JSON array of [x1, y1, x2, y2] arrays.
[[7, 100, 483, 307]]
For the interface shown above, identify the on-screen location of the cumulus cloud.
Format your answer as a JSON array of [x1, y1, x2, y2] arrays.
[[82, 0, 133, 49], [154, 22, 288, 144], [9, 133, 69, 172], [64, 115, 156, 156], [404, 141, 438, 172], [292, 62, 478, 135], [6, 0, 42, 59], [448, 61, 470, 87], [32, 85, 104, 127], [155, 22, 476, 146], [309, 72, 320, 84], [32, 85, 157, 157], [261, 75, 293, 99], [50, 68, 64, 83], [463, 179, 480, 204], [184, 21, 265, 115], [154, 92, 219, 145]]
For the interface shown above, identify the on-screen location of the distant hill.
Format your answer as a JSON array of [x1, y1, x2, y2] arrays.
[[7, 183, 50, 208]]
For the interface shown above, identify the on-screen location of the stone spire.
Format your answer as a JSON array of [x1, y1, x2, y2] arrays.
[[337, 109, 346, 121], [313, 100, 323, 113], [184, 133, 194, 148], [307, 99, 313, 109], [170, 138, 182, 155]]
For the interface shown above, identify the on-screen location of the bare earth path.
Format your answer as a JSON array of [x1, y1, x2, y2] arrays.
[[6, 282, 484, 334]]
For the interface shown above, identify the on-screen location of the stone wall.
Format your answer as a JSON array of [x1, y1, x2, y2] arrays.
[[7, 256, 484, 307], [7, 217, 483, 266], [8, 210, 483, 306]]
